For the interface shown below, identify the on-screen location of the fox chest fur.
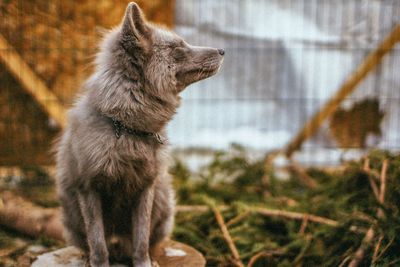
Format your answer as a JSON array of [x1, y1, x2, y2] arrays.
[[66, 107, 167, 196]]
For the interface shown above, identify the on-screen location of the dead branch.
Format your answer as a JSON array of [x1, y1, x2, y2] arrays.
[[374, 237, 395, 263], [175, 205, 225, 213], [372, 235, 383, 264], [372, 160, 388, 263], [363, 158, 379, 200], [210, 204, 244, 267], [178, 204, 362, 232], [338, 255, 352, 267], [378, 160, 388, 206], [252, 207, 338, 227], [292, 234, 312, 266], [247, 251, 273, 267], [288, 159, 318, 189], [298, 215, 309, 235], [0, 191, 63, 241], [226, 211, 251, 227], [348, 227, 375, 267], [253, 207, 364, 233]]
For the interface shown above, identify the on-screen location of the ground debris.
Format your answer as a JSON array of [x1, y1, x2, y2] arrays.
[[1, 149, 399, 266], [171, 148, 400, 266]]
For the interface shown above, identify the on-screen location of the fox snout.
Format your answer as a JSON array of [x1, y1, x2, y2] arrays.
[[175, 45, 225, 87]]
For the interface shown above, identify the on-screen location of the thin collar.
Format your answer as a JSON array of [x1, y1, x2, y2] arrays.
[[109, 117, 164, 145]]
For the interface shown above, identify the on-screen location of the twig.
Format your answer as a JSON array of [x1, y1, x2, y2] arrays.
[[252, 207, 338, 227], [363, 158, 379, 200], [254, 207, 363, 233], [374, 237, 394, 263], [348, 227, 375, 267], [388, 259, 400, 266], [351, 211, 377, 225], [209, 203, 244, 267], [292, 235, 312, 266], [298, 215, 309, 235], [247, 251, 273, 267], [262, 151, 280, 198], [338, 255, 352, 267], [378, 160, 388, 209], [361, 159, 380, 181], [372, 235, 383, 264], [372, 160, 388, 264], [226, 211, 251, 227], [288, 159, 318, 188], [177, 205, 362, 232], [368, 176, 380, 200], [176, 205, 214, 213], [261, 174, 272, 198]]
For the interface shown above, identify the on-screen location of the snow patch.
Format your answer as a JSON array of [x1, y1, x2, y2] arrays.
[[32, 247, 85, 267], [164, 247, 187, 257], [31, 247, 128, 267], [170, 127, 291, 150]]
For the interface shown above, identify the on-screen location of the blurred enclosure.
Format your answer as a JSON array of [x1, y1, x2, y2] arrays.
[[1, 0, 400, 167], [0, 0, 174, 166]]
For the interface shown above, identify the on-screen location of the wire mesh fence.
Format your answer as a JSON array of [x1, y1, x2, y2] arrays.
[[1, 0, 400, 167]]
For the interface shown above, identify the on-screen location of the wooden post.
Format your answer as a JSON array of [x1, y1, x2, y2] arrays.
[[0, 34, 66, 128], [285, 25, 400, 157]]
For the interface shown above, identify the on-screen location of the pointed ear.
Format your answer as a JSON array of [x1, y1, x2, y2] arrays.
[[121, 2, 151, 43]]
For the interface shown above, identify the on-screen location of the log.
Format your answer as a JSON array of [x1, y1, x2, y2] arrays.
[[0, 191, 63, 241], [0, 191, 205, 267]]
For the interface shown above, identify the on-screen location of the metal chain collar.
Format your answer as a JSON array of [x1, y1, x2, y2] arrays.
[[111, 118, 164, 145]]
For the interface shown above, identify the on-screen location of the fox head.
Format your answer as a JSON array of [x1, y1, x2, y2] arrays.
[[89, 2, 224, 132], [121, 2, 224, 92]]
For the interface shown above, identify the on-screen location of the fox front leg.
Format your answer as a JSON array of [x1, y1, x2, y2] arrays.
[[77, 190, 109, 267], [132, 184, 155, 267]]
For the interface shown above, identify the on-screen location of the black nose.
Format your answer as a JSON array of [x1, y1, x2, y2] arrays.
[[218, 48, 225, 56]]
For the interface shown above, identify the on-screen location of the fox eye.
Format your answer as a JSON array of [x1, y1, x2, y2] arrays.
[[172, 47, 186, 61]]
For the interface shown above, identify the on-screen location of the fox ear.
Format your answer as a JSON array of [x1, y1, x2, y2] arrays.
[[122, 2, 150, 44]]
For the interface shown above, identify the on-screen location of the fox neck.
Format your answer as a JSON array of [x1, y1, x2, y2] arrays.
[[87, 73, 181, 134], [110, 84, 181, 133]]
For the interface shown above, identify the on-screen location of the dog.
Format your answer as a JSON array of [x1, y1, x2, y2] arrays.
[[55, 2, 224, 267]]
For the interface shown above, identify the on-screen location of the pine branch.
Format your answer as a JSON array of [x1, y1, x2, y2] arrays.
[[348, 159, 389, 267]]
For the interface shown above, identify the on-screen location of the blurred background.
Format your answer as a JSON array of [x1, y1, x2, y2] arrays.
[[1, 0, 400, 168], [1, 1, 400, 266]]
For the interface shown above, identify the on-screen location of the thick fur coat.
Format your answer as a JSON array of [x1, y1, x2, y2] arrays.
[[55, 2, 224, 267]]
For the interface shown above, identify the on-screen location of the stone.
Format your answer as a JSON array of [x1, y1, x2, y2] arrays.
[[30, 240, 205, 267]]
